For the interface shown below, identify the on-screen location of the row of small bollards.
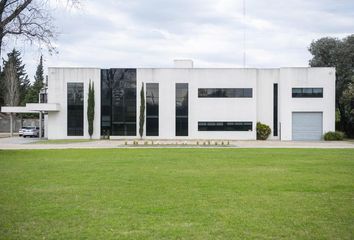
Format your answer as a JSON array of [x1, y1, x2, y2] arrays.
[[124, 140, 231, 146]]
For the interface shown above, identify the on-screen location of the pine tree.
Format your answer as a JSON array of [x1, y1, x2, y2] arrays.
[[2, 49, 30, 106], [24, 55, 44, 103], [87, 80, 95, 139]]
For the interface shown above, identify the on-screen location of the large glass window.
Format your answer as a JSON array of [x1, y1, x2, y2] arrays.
[[176, 83, 188, 136], [198, 88, 252, 98], [146, 83, 159, 136], [67, 83, 84, 136], [292, 88, 323, 98], [273, 83, 278, 136], [100, 69, 137, 136], [101, 70, 112, 136], [198, 121, 252, 131]]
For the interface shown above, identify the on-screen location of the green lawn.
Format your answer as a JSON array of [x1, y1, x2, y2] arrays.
[[0, 149, 353, 239]]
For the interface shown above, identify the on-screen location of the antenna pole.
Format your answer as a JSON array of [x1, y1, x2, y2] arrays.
[[243, 0, 246, 68]]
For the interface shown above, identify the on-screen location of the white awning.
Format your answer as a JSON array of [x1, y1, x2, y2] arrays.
[[1, 103, 60, 113], [1, 106, 36, 113], [26, 103, 60, 111]]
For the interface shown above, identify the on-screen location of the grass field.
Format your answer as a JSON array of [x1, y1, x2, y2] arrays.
[[0, 148, 353, 239]]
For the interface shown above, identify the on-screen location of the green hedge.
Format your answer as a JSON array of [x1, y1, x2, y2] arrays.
[[257, 122, 271, 140], [324, 131, 344, 141]]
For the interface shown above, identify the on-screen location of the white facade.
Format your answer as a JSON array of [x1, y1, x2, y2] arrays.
[[44, 63, 335, 141], [47, 68, 101, 139]]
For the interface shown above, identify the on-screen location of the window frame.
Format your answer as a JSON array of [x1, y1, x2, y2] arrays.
[[198, 88, 253, 98], [176, 83, 189, 136], [198, 121, 253, 131], [67, 82, 84, 136], [146, 83, 159, 136], [292, 88, 323, 98]]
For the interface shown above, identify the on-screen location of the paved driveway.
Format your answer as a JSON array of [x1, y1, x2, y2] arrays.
[[0, 137, 353, 149], [0, 137, 39, 145]]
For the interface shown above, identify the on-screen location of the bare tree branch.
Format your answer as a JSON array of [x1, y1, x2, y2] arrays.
[[1, 0, 32, 28], [0, 0, 81, 57]]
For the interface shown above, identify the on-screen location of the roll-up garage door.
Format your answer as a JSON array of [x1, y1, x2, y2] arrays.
[[292, 112, 323, 141]]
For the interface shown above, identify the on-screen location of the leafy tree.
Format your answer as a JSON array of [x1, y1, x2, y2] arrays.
[[139, 83, 145, 139], [339, 77, 354, 137], [308, 34, 354, 136], [87, 80, 95, 139], [24, 55, 44, 103]]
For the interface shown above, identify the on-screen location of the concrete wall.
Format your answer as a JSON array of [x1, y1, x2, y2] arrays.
[[47, 68, 101, 139], [45, 66, 335, 140], [0, 115, 39, 132], [278, 68, 335, 140], [138, 68, 257, 140], [256, 69, 280, 140]]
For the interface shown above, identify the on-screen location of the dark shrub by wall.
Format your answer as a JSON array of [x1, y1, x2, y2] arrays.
[[257, 122, 271, 140], [324, 131, 344, 141]]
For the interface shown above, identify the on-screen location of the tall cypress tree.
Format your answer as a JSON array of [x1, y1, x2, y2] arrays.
[[139, 83, 145, 139], [24, 55, 44, 103], [87, 80, 95, 139]]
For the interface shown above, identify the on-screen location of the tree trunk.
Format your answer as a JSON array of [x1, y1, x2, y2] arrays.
[[9, 113, 13, 137], [0, 33, 3, 65]]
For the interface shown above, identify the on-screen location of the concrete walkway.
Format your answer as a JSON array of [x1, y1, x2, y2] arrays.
[[0, 137, 353, 149]]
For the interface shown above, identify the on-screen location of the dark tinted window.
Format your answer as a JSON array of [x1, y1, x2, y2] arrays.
[[146, 83, 159, 136], [100, 69, 137, 136], [292, 88, 323, 98], [67, 83, 84, 136], [198, 121, 252, 131], [176, 83, 188, 136], [101, 69, 111, 135], [198, 88, 252, 98], [273, 83, 278, 136]]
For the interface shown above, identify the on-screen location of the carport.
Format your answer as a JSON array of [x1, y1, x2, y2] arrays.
[[1, 103, 60, 139]]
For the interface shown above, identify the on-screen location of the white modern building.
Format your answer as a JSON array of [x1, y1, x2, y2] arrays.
[[2, 60, 335, 141]]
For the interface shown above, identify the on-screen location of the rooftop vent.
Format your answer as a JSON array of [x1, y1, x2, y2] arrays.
[[174, 59, 193, 68]]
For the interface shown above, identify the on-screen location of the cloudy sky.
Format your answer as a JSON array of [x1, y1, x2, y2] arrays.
[[6, 0, 354, 81]]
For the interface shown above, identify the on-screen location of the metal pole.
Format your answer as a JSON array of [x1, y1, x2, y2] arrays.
[[243, 0, 246, 68], [39, 111, 42, 139], [39, 90, 42, 139], [9, 113, 13, 137]]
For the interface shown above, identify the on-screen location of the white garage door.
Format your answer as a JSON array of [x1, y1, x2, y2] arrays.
[[292, 112, 323, 141]]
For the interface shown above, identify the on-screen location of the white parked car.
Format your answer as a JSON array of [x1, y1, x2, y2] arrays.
[[19, 127, 30, 136], [22, 127, 40, 138]]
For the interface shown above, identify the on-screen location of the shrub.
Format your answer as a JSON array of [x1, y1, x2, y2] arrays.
[[256, 122, 271, 140], [324, 131, 344, 141], [87, 81, 95, 139]]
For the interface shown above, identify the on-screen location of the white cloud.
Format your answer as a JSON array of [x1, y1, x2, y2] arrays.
[[3, 0, 354, 81]]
